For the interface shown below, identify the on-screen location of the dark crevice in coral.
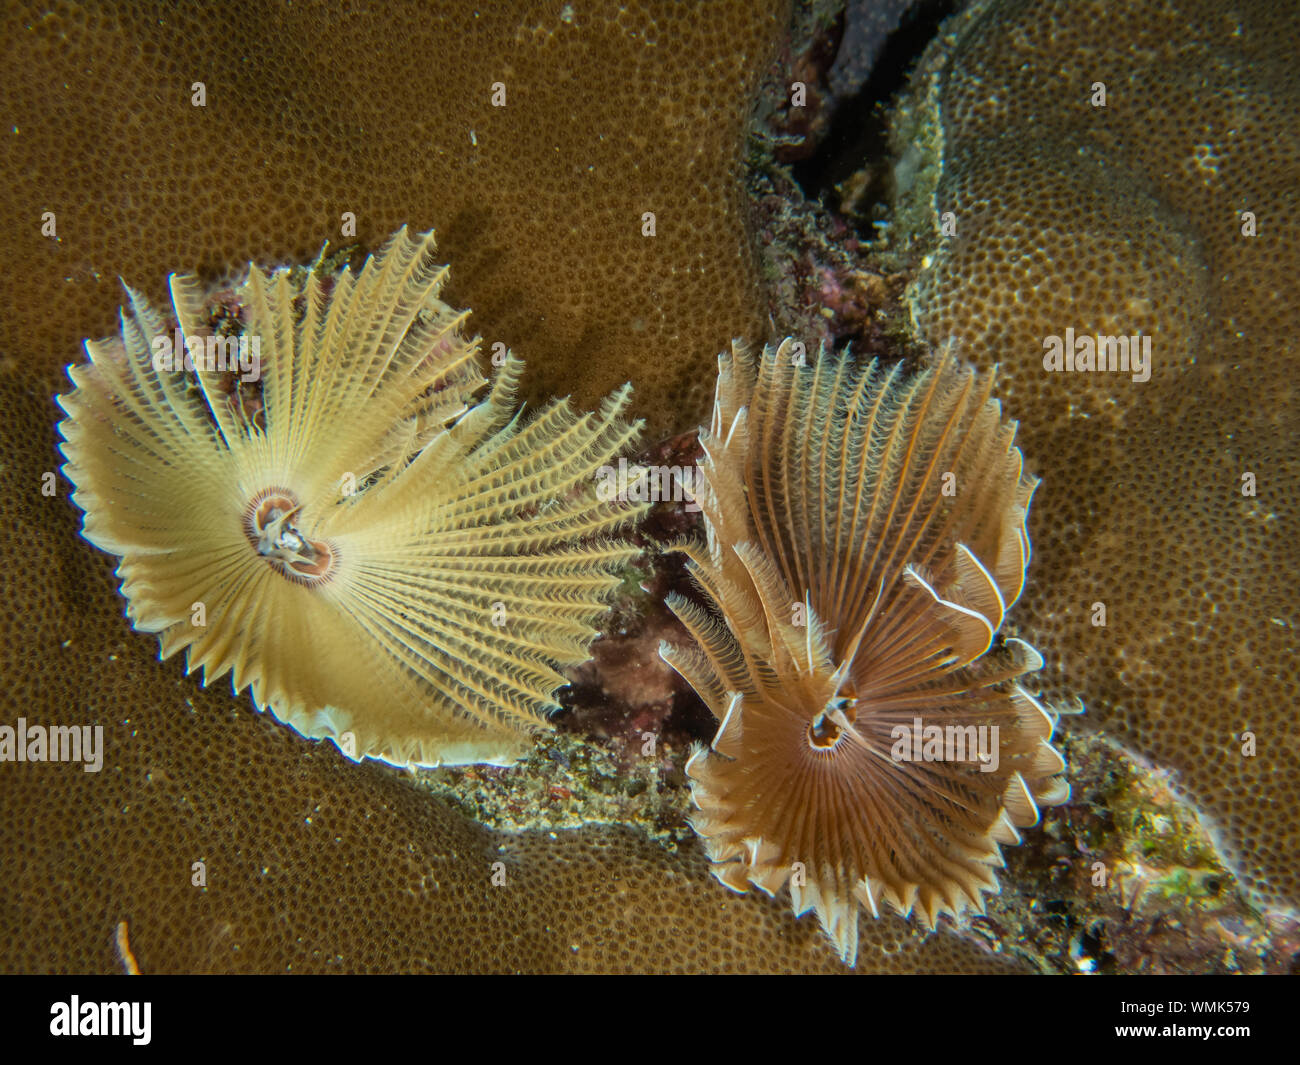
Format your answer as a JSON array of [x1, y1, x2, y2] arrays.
[[553, 429, 718, 762], [1077, 925, 1117, 975], [792, 0, 956, 216]]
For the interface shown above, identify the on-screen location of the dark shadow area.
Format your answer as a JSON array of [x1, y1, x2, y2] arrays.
[[793, 0, 958, 214]]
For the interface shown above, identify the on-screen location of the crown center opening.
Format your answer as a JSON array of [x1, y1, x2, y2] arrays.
[[244, 489, 337, 585], [808, 697, 857, 749]]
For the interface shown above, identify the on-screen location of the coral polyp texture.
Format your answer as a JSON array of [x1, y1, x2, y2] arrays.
[[661, 341, 1069, 964], [56, 227, 646, 768], [889, 0, 1300, 913], [3, 0, 789, 435]]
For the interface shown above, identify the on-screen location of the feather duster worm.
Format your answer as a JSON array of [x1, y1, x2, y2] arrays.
[[661, 340, 1069, 964], [57, 227, 646, 768]]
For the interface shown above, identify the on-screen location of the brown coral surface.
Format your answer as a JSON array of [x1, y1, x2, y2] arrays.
[[1, 0, 1030, 973], [892, 0, 1299, 912], [2, 0, 786, 434]]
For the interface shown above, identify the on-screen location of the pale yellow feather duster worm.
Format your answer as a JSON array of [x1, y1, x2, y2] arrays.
[[661, 340, 1069, 965], [57, 227, 646, 768]]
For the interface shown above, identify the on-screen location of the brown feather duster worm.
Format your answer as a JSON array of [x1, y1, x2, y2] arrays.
[[661, 340, 1069, 964], [57, 227, 646, 768]]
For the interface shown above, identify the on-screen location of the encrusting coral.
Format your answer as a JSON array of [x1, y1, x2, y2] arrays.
[[56, 227, 647, 768], [662, 340, 1069, 964]]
